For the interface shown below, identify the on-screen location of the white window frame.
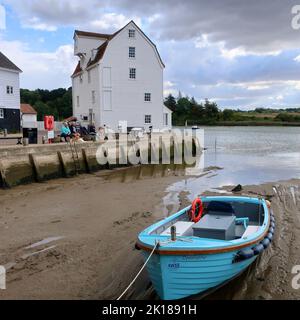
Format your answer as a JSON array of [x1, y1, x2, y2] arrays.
[[145, 115, 152, 124], [129, 68, 136, 79], [144, 93, 151, 102], [10, 86, 13, 94], [0, 108, 4, 119], [129, 29, 136, 38], [129, 47, 136, 58]]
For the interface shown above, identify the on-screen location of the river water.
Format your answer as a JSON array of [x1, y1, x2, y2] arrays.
[[167, 126, 300, 201]]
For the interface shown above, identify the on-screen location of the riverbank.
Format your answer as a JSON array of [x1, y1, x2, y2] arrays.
[[0, 168, 299, 300]]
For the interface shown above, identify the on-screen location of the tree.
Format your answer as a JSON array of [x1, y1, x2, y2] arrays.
[[222, 109, 235, 121], [164, 94, 177, 112]]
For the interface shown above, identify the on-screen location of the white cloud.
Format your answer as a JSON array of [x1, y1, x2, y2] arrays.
[[90, 13, 141, 31], [0, 38, 77, 89]]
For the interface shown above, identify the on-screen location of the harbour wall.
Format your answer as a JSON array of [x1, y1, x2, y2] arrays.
[[0, 134, 196, 188]]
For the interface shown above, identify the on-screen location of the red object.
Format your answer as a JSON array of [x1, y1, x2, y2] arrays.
[[44, 116, 54, 130], [189, 198, 204, 223]]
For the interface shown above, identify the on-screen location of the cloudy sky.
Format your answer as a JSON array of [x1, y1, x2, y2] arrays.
[[1, 0, 300, 109]]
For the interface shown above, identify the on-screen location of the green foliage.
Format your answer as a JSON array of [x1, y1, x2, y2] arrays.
[[21, 87, 72, 121]]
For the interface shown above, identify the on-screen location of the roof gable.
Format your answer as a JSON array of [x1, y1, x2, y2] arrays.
[[21, 104, 37, 114], [73, 20, 165, 73], [0, 52, 22, 72]]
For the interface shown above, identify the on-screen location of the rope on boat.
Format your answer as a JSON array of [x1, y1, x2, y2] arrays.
[[117, 241, 159, 300]]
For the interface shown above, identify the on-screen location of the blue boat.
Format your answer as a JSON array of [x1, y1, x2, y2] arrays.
[[136, 196, 275, 300]]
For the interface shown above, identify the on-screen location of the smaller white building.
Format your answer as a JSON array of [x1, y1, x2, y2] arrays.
[[21, 104, 37, 129], [0, 51, 22, 132]]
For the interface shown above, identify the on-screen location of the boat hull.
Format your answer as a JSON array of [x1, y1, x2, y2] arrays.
[[142, 248, 257, 300]]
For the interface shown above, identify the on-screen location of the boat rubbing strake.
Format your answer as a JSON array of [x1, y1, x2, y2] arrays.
[[136, 196, 274, 300]]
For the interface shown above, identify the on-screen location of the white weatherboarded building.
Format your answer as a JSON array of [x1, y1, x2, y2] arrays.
[[71, 20, 172, 131], [0, 52, 22, 132]]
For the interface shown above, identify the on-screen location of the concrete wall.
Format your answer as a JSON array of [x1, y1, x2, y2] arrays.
[[0, 135, 183, 188]]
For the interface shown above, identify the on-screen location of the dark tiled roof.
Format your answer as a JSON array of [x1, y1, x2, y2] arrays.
[[71, 61, 83, 77], [87, 41, 109, 68], [0, 52, 22, 72], [74, 30, 112, 40], [20, 104, 37, 114]]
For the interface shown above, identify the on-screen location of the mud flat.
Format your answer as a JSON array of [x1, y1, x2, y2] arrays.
[[0, 167, 299, 300]]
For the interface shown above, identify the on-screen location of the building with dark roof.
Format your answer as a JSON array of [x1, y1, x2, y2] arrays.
[[0, 52, 22, 132], [72, 20, 172, 131]]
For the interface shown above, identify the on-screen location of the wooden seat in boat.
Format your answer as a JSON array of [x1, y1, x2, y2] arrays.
[[242, 225, 260, 239], [161, 221, 194, 237]]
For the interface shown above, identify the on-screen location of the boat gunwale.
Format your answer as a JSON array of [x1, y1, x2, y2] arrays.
[[137, 197, 271, 256]]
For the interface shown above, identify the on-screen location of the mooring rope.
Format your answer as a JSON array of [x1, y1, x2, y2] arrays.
[[117, 241, 159, 300]]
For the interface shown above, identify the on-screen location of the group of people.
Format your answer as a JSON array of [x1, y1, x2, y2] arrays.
[[60, 122, 85, 143], [60, 121, 110, 143]]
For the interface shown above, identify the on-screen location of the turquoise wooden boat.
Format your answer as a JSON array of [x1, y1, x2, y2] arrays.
[[136, 196, 275, 300]]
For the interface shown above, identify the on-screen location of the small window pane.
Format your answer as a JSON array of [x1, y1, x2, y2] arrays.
[[129, 68, 136, 79], [10, 87, 13, 94], [129, 47, 135, 58], [145, 115, 152, 124], [144, 93, 151, 102], [6, 86, 10, 94], [0, 109, 4, 119], [129, 29, 135, 38]]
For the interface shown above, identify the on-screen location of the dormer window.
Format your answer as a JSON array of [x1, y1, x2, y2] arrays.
[[129, 29, 136, 38]]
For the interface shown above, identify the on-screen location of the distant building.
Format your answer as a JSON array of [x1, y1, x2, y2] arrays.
[[21, 103, 37, 129], [0, 51, 22, 132], [71, 20, 172, 132]]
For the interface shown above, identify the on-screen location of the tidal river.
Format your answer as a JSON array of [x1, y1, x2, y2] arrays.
[[168, 126, 300, 200]]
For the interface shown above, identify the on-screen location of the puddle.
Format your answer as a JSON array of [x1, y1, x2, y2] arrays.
[[25, 236, 64, 250]]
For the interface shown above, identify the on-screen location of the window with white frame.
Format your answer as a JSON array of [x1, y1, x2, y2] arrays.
[[144, 93, 151, 102], [6, 86, 13, 94], [129, 29, 136, 38], [79, 74, 83, 83], [92, 91, 96, 104], [129, 47, 135, 58], [0, 108, 4, 119], [145, 115, 152, 124], [10, 87, 13, 94], [129, 68, 136, 79]]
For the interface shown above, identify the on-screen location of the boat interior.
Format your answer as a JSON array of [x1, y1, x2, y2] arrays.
[[151, 200, 266, 241]]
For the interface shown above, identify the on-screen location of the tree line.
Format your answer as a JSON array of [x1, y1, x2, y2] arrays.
[[164, 93, 234, 125], [20, 88, 300, 125], [21, 88, 72, 121]]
